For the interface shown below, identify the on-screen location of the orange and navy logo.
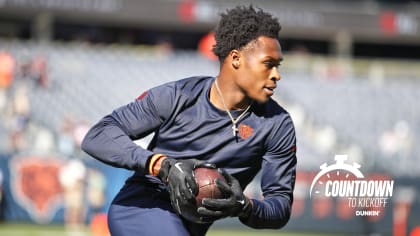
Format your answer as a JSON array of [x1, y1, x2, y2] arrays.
[[238, 124, 253, 140], [10, 156, 64, 223]]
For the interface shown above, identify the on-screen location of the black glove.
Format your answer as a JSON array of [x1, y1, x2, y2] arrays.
[[197, 169, 252, 219], [158, 157, 215, 215]]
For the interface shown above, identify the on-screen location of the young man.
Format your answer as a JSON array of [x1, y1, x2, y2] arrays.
[[82, 5, 296, 236]]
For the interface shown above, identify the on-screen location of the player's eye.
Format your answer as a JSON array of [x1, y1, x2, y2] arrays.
[[264, 61, 281, 69]]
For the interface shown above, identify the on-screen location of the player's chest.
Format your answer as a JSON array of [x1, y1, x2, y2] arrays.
[[158, 104, 266, 157]]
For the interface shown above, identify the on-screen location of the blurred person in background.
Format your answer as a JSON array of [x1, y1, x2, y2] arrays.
[[0, 51, 15, 112], [59, 159, 87, 231], [21, 56, 49, 89], [9, 84, 31, 153], [0, 51, 14, 90], [82, 5, 296, 236]]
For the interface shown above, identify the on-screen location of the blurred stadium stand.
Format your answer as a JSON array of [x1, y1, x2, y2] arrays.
[[1, 0, 420, 234], [1, 38, 418, 176], [1, 0, 420, 58]]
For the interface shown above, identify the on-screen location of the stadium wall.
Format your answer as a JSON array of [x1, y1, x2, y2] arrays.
[[0, 154, 419, 235]]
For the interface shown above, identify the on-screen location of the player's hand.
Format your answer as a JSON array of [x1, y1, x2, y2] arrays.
[[157, 157, 216, 215], [197, 169, 252, 219]]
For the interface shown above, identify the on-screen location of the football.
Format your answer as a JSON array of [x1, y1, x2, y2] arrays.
[[194, 167, 226, 207], [179, 167, 227, 224]]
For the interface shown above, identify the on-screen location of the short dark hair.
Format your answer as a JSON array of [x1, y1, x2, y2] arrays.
[[212, 5, 281, 62]]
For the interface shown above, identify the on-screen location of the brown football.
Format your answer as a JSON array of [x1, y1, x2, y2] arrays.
[[178, 167, 227, 223], [194, 167, 226, 207]]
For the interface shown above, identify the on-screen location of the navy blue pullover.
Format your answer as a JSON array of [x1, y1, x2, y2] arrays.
[[82, 76, 296, 229]]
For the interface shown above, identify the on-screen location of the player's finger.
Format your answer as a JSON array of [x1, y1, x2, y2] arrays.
[[183, 175, 198, 199], [218, 168, 235, 184], [217, 168, 227, 176], [170, 187, 182, 215], [197, 207, 226, 217], [202, 198, 233, 209], [229, 178, 242, 193], [196, 161, 216, 169], [215, 178, 233, 195], [174, 197, 182, 215]]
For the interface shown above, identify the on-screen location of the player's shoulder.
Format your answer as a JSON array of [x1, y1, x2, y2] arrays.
[[255, 99, 296, 147], [254, 98, 291, 121], [148, 76, 213, 107], [174, 76, 213, 92], [253, 98, 295, 134], [144, 76, 212, 98]]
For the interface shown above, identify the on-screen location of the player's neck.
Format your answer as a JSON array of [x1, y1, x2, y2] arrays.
[[210, 76, 252, 111]]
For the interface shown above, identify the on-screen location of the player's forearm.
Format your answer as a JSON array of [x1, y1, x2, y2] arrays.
[[239, 194, 292, 229], [81, 115, 153, 172]]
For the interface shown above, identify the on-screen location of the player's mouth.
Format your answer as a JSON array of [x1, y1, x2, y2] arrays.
[[263, 86, 276, 96]]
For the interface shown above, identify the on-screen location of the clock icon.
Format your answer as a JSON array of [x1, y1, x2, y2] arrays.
[[309, 155, 364, 198]]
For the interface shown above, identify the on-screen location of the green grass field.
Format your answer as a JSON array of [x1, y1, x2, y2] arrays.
[[0, 223, 342, 236], [207, 228, 341, 236]]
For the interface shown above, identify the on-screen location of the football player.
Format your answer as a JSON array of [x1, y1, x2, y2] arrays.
[[82, 5, 297, 236]]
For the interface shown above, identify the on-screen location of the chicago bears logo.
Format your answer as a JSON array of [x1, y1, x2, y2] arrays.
[[10, 156, 64, 223], [238, 124, 253, 140]]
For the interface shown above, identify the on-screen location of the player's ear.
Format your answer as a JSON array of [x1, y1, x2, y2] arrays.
[[229, 50, 241, 69]]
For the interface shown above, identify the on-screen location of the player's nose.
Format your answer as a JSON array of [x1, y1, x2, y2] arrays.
[[270, 67, 281, 81]]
